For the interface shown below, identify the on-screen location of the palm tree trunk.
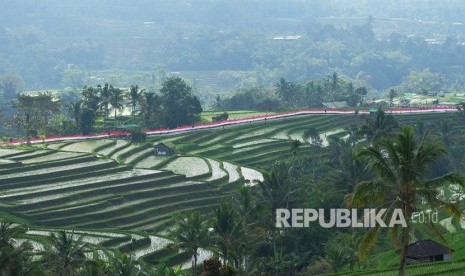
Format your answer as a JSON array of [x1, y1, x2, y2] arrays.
[[25, 114, 31, 145], [399, 200, 413, 276], [398, 226, 409, 276], [193, 250, 197, 276]]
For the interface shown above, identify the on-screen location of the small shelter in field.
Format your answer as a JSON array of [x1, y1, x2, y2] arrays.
[[406, 240, 453, 264], [154, 142, 176, 156]]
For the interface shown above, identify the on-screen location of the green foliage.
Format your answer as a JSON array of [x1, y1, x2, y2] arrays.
[[349, 126, 465, 275], [130, 128, 147, 143], [0, 73, 24, 101], [160, 77, 203, 128], [79, 108, 96, 135], [129, 85, 143, 116], [140, 91, 160, 128], [220, 87, 280, 111], [211, 112, 229, 122], [359, 108, 399, 141], [169, 210, 210, 276], [399, 69, 446, 95], [12, 92, 60, 144], [43, 231, 88, 275], [3, 112, 465, 275]]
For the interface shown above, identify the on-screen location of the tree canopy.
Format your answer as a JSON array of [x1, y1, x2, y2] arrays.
[[159, 77, 203, 128]]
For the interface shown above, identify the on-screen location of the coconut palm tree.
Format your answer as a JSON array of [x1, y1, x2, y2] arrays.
[[258, 162, 301, 262], [349, 126, 465, 276], [290, 139, 302, 158], [170, 211, 209, 276], [359, 107, 399, 141], [140, 91, 159, 128], [321, 243, 349, 273], [0, 222, 37, 275], [129, 85, 143, 116], [108, 252, 141, 276], [80, 250, 108, 276], [389, 89, 398, 107], [0, 222, 27, 248], [99, 83, 111, 119], [109, 86, 125, 119], [43, 231, 88, 276], [212, 200, 264, 271], [258, 162, 299, 218], [330, 143, 369, 193], [303, 127, 322, 147], [438, 120, 454, 146], [66, 100, 83, 131]]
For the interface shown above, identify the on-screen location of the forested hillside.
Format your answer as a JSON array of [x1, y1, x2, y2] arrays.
[[1, 0, 465, 93]]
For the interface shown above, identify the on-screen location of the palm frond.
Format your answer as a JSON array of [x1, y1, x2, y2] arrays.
[[358, 226, 381, 262], [350, 180, 388, 208], [423, 173, 465, 189]]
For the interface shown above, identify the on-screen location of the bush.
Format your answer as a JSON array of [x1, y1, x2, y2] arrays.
[[131, 129, 147, 143], [212, 112, 229, 122]]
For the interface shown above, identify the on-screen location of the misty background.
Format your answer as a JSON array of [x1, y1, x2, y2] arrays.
[[2, 0, 465, 99]]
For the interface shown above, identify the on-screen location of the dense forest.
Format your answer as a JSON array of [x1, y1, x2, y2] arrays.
[[1, 0, 465, 96]]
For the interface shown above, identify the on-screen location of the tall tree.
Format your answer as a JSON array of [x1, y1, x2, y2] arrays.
[[359, 107, 399, 141], [356, 86, 368, 106], [98, 83, 111, 119], [0, 222, 36, 275], [81, 86, 100, 114], [160, 77, 202, 128], [109, 85, 125, 119], [275, 78, 301, 108], [214, 95, 222, 111], [108, 252, 141, 276], [258, 162, 300, 260], [170, 211, 209, 276], [322, 243, 349, 273], [12, 93, 60, 144], [212, 201, 243, 266], [12, 94, 36, 145], [303, 127, 322, 147], [349, 126, 465, 276], [0, 73, 24, 100], [275, 78, 292, 107], [438, 120, 454, 146], [66, 100, 82, 130], [212, 199, 263, 272], [43, 231, 88, 276], [140, 91, 159, 128], [329, 139, 369, 193], [389, 89, 398, 107], [129, 85, 143, 116], [327, 71, 339, 102], [290, 139, 302, 158], [79, 108, 96, 135], [35, 92, 60, 127]]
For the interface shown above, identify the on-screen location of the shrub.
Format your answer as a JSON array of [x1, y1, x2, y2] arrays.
[[131, 129, 147, 143], [212, 112, 229, 122]]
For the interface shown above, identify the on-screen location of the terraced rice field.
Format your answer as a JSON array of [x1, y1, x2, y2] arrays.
[[60, 139, 114, 153], [2, 112, 456, 268], [162, 157, 210, 178]]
